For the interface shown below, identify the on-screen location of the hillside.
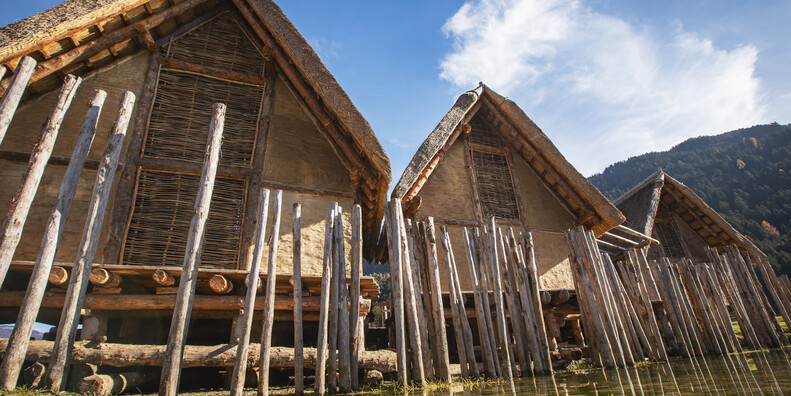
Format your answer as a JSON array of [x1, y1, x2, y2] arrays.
[[589, 123, 791, 275]]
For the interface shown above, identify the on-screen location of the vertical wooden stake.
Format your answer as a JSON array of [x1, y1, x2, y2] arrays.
[[229, 189, 270, 396], [0, 74, 81, 291], [257, 190, 283, 396], [314, 209, 335, 395], [349, 204, 362, 390], [385, 199, 408, 387], [293, 203, 304, 395], [328, 204, 340, 394], [0, 56, 37, 145], [439, 225, 469, 378], [462, 228, 497, 378], [158, 103, 225, 396], [334, 206, 352, 392], [45, 92, 134, 392], [425, 218, 451, 382], [487, 218, 513, 379], [396, 209, 425, 385]]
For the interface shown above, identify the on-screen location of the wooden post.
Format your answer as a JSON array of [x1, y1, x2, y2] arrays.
[[486, 219, 513, 378], [44, 92, 135, 393], [498, 228, 530, 375], [258, 190, 283, 396], [523, 231, 553, 374], [158, 103, 225, 396], [334, 206, 352, 392], [0, 74, 81, 291], [385, 199, 408, 387], [443, 226, 479, 378], [0, 56, 36, 145], [438, 226, 469, 378], [406, 220, 433, 381], [229, 189, 270, 396], [293, 203, 304, 395], [314, 209, 335, 395], [508, 228, 544, 375], [425, 218, 451, 382], [473, 228, 500, 377], [153, 269, 176, 286], [396, 210, 425, 385], [349, 204, 362, 390], [462, 228, 497, 378]]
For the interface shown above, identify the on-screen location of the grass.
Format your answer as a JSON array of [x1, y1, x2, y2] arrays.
[[357, 377, 508, 395]]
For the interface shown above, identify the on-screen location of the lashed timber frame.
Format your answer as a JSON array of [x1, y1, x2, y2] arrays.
[[614, 170, 763, 259], [0, 0, 391, 265], [393, 83, 624, 237]]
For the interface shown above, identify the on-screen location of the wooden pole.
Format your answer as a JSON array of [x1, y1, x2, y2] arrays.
[[158, 103, 225, 396], [445, 227, 479, 378], [89, 268, 122, 288], [0, 56, 36, 145], [438, 225, 469, 378], [327, 205, 340, 394], [498, 228, 530, 375], [486, 218, 513, 379], [45, 92, 134, 392], [314, 209, 335, 396], [462, 228, 497, 378], [229, 189, 269, 396], [293, 203, 304, 395], [424, 218, 451, 382], [474, 228, 500, 377], [523, 232, 553, 374], [405, 220, 433, 381], [334, 206, 352, 392], [49, 266, 69, 286], [385, 199, 408, 387], [0, 74, 81, 291], [507, 229, 543, 375], [396, 210, 425, 385], [349, 204, 362, 390], [258, 190, 283, 396]]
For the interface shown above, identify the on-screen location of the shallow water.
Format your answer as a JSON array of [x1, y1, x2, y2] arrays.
[[402, 348, 791, 395]]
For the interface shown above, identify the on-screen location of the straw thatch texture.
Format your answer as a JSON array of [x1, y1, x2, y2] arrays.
[[144, 70, 261, 167], [166, 12, 264, 77], [123, 170, 245, 269], [471, 150, 519, 221]]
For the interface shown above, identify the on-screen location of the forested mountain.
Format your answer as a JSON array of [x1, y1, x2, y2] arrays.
[[589, 123, 791, 275]]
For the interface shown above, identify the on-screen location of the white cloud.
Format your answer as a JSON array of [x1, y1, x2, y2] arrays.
[[440, 0, 768, 175]]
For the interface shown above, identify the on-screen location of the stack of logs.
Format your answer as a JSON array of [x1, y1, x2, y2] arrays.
[[383, 198, 554, 386], [566, 226, 790, 370]]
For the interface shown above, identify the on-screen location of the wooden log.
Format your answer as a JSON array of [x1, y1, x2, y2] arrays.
[[0, 74, 81, 293], [152, 269, 175, 287], [48, 266, 69, 286], [293, 203, 304, 395], [89, 268, 122, 288], [507, 229, 543, 375], [462, 228, 497, 378], [523, 232, 553, 374], [333, 206, 352, 392], [445, 227, 479, 378], [412, 221, 438, 380], [0, 340, 398, 372], [23, 361, 45, 389], [707, 249, 761, 349], [497, 229, 529, 375], [384, 199, 408, 386], [755, 255, 791, 339], [258, 190, 283, 396], [424, 218, 451, 382], [45, 92, 135, 393], [438, 226, 469, 378], [0, 56, 36, 145], [327, 206, 340, 394], [602, 255, 643, 361], [229, 189, 269, 396], [396, 211, 425, 385], [541, 291, 552, 305], [551, 289, 570, 306], [474, 228, 500, 377], [209, 274, 234, 295], [405, 220, 432, 382], [159, 103, 225, 396], [314, 209, 335, 396], [486, 219, 513, 378], [76, 372, 148, 396], [157, 57, 267, 86]]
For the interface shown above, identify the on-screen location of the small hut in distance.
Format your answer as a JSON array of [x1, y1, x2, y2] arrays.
[[391, 83, 626, 290], [614, 170, 762, 261]]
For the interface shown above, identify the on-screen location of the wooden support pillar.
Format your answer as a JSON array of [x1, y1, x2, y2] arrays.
[[293, 203, 304, 395], [314, 209, 335, 396], [425, 218, 451, 382], [257, 190, 283, 396], [159, 103, 225, 396], [0, 56, 36, 145], [349, 205, 362, 390], [153, 269, 175, 286]]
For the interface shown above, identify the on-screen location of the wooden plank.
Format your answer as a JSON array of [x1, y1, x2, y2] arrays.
[[0, 74, 81, 291], [44, 92, 134, 393], [0, 57, 36, 145], [228, 187, 269, 396], [257, 190, 282, 396], [159, 103, 225, 396]]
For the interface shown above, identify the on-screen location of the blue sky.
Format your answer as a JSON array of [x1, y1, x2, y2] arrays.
[[3, 0, 790, 181]]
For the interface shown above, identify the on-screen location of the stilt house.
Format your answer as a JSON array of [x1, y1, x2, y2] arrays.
[[391, 83, 625, 290], [0, 0, 388, 333], [615, 170, 762, 262]]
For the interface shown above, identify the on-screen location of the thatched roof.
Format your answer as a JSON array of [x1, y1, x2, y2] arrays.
[[615, 171, 763, 256], [392, 83, 625, 236], [0, 0, 391, 256]]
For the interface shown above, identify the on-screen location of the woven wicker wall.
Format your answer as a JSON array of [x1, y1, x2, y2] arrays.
[[468, 116, 505, 148], [652, 204, 685, 259], [166, 12, 264, 76], [123, 170, 245, 269], [471, 150, 519, 221], [144, 70, 261, 167]]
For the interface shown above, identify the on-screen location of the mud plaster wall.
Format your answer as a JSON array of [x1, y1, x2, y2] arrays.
[[0, 53, 148, 265], [511, 148, 575, 289], [263, 76, 352, 193], [259, 191, 353, 276], [415, 141, 477, 221]]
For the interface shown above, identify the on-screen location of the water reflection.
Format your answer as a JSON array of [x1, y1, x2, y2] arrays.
[[384, 348, 791, 395]]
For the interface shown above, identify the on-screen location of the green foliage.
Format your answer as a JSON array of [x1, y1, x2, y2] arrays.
[[590, 123, 791, 276], [371, 272, 391, 303]]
